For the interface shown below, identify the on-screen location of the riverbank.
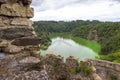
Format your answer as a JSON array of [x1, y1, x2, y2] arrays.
[[49, 33, 101, 53]]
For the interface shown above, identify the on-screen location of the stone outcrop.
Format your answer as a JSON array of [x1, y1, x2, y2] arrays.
[[0, 52, 120, 80], [88, 30, 98, 42], [90, 59, 120, 80]]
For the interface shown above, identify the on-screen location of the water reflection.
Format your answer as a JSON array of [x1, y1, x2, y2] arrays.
[[41, 37, 98, 60]]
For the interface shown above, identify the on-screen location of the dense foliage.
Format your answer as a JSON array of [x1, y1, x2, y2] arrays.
[[36, 32, 51, 50], [34, 20, 120, 62]]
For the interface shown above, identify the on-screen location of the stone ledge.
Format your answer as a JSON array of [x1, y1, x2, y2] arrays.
[[0, 16, 33, 26], [11, 18, 33, 26], [11, 37, 41, 46], [89, 59, 120, 72], [0, 26, 34, 30], [0, 28, 34, 40]]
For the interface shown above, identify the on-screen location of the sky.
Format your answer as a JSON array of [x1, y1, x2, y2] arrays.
[[31, 0, 120, 21]]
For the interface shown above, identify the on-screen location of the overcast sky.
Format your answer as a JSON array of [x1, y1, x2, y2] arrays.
[[31, 0, 120, 21]]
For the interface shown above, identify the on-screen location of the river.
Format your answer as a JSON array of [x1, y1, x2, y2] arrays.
[[41, 37, 98, 60]]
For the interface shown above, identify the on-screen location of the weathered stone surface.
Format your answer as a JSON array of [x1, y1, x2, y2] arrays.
[[0, 0, 6, 6], [0, 25, 34, 30], [11, 36, 41, 46], [87, 59, 120, 80], [4, 44, 23, 54], [0, 17, 4, 26], [0, 52, 120, 80], [0, 16, 33, 27], [66, 56, 79, 68], [0, 4, 34, 18], [0, 0, 44, 79], [44, 54, 68, 80], [90, 59, 120, 72], [11, 18, 33, 26], [0, 0, 32, 7], [0, 28, 34, 39], [0, 70, 49, 80], [19, 56, 40, 64], [0, 16, 13, 26], [92, 73, 103, 80]]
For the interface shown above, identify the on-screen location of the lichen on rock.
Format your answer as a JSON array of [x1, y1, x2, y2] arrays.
[[0, 3, 34, 18], [0, 0, 41, 79]]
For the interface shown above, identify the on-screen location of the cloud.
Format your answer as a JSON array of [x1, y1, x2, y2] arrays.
[[31, 0, 120, 21], [113, 0, 120, 2], [31, 0, 43, 6], [31, 0, 86, 11]]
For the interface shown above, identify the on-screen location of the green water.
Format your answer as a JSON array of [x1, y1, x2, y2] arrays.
[[41, 37, 98, 60]]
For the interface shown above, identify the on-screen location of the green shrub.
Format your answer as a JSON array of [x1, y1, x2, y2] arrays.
[[70, 68, 76, 74], [83, 66, 92, 75], [109, 73, 118, 80], [76, 67, 81, 73], [70, 67, 81, 74], [99, 51, 120, 63]]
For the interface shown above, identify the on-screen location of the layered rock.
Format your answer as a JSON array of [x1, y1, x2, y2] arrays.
[[90, 59, 120, 80], [0, 0, 33, 18], [0, 0, 40, 55], [0, 0, 41, 78]]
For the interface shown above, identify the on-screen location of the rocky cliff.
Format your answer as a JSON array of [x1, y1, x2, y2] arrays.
[[0, 0, 42, 79], [0, 0, 120, 80]]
